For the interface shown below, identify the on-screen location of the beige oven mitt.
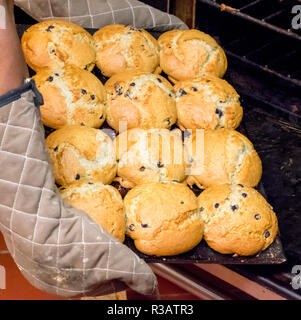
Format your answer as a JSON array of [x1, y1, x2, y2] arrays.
[[0, 80, 157, 297], [14, 0, 188, 31]]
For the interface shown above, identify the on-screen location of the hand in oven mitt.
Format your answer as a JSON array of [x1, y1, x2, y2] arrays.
[[0, 80, 158, 297], [14, 0, 188, 31]]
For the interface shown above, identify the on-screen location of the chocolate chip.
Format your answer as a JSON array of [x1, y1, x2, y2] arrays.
[[54, 73, 59, 76], [231, 205, 239, 211], [90, 94, 95, 100], [157, 78, 162, 83], [141, 223, 148, 228], [47, 76, 53, 82], [238, 184, 244, 187], [81, 89, 87, 94], [265, 230, 270, 238], [179, 88, 187, 96], [50, 49, 56, 54], [180, 201, 184, 204], [242, 193, 247, 198], [254, 213, 261, 220], [169, 93, 173, 97], [189, 158, 194, 163], [128, 224, 135, 231], [124, 89, 131, 98], [140, 166, 146, 171], [46, 25, 55, 32], [129, 82, 135, 86], [75, 174, 80, 180], [114, 84, 123, 95], [165, 118, 171, 125], [215, 108, 223, 118], [199, 207, 204, 212], [206, 79, 211, 83], [99, 115, 103, 119], [84, 65, 89, 71], [88, 182, 93, 185], [191, 87, 198, 92], [183, 129, 191, 138], [60, 187, 66, 190], [157, 161, 164, 168], [215, 203, 219, 208], [53, 146, 58, 152], [80, 122, 85, 126]]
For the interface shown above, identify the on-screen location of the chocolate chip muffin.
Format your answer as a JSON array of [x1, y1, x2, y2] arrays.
[[34, 65, 106, 129], [184, 128, 262, 188], [115, 128, 188, 188], [124, 182, 204, 256], [158, 29, 227, 83], [60, 180, 125, 242], [46, 125, 117, 186], [174, 76, 243, 130], [93, 24, 160, 77], [21, 20, 95, 72], [104, 72, 177, 131], [197, 184, 278, 256]]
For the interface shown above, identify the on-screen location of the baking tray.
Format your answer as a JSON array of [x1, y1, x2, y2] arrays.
[[114, 125, 286, 265], [16, 24, 286, 264]]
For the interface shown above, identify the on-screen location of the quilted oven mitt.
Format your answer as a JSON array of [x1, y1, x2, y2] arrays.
[[0, 79, 158, 297], [14, 0, 188, 31]]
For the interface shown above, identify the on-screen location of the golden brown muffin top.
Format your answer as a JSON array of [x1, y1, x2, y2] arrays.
[[197, 184, 278, 256], [93, 25, 160, 76], [174, 75, 242, 130], [184, 128, 262, 188], [158, 29, 227, 82], [124, 182, 199, 239], [22, 20, 95, 71]]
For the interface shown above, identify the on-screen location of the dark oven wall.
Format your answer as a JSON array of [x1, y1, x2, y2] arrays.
[[195, 0, 301, 266], [139, 0, 170, 12], [14, 5, 37, 23]]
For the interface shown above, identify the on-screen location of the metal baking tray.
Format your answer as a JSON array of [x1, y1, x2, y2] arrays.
[[114, 125, 286, 265], [17, 24, 286, 264]]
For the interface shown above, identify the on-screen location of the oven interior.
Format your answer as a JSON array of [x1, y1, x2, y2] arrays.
[[195, 0, 301, 267]]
